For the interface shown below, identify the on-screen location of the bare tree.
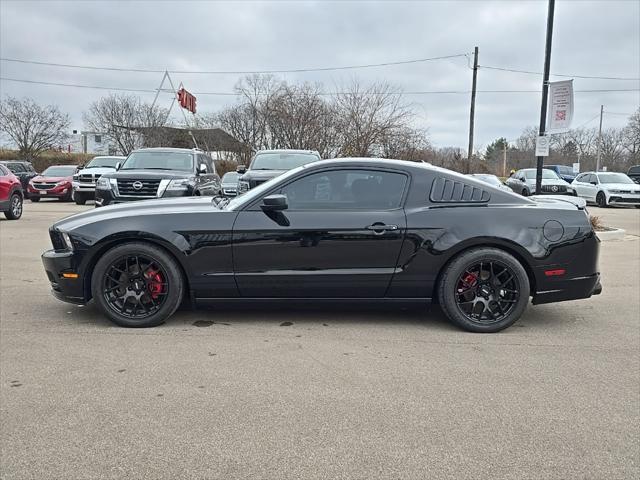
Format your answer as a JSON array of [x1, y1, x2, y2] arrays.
[[333, 80, 413, 157], [622, 108, 640, 164], [379, 126, 431, 162], [0, 96, 70, 158], [83, 93, 167, 155]]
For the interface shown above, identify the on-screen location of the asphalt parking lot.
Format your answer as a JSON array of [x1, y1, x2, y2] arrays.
[[1, 200, 638, 480]]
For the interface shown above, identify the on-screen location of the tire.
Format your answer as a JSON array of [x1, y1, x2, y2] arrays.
[[4, 193, 23, 220], [521, 188, 529, 197], [596, 191, 608, 208], [30, 197, 40, 202], [438, 247, 530, 333], [91, 242, 184, 327], [74, 193, 86, 205]]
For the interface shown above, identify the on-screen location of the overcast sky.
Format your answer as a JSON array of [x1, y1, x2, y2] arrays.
[[1, 0, 638, 150]]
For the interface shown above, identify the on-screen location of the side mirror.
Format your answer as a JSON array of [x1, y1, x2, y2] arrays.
[[261, 194, 288, 211], [115, 162, 121, 171], [198, 163, 207, 174], [236, 164, 247, 174], [78, 164, 84, 169]]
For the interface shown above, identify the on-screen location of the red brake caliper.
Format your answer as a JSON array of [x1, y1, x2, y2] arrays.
[[458, 273, 478, 293], [144, 269, 164, 299]]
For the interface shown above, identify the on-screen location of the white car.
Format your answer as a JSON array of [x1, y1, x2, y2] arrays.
[[72, 155, 125, 205], [571, 171, 640, 208]]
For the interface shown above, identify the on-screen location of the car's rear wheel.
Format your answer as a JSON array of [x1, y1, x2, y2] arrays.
[[4, 193, 23, 220], [91, 242, 184, 327], [438, 248, 530, 333]]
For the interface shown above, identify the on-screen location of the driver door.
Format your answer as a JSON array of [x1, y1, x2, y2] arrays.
[[232, 168, 408, 298]]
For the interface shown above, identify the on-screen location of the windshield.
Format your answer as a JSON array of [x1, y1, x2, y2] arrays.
[[225, 164, 308, 210], [524, 169, 559, 180], [251, 152, 318, 170], [222, 172, 239, 183], [120, 151, 194, 171], [86, 157, 121, 169], [472, 174, 502, 186], [41, 166, 77, 177], [598, 173, 634, 184]]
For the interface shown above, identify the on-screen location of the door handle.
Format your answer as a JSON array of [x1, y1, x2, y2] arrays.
[[366, 223, 399, 235]]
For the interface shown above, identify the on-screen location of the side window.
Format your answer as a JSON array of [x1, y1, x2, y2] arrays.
[[9, 163, 25, 173], [204, 155, 215, 175], [280, 169, 407, 211], [575, 173, 585, 182]]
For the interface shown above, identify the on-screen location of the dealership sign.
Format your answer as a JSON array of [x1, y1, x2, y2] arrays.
[[547, 80, 574, 133], [177, 87, 197, 114]]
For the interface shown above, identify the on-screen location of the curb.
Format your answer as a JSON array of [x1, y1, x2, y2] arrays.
[[596, 228, 626, 241]]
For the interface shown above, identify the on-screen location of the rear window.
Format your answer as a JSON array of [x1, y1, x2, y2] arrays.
[[629, 166, 640, 175], [252, 152, 319, 170]]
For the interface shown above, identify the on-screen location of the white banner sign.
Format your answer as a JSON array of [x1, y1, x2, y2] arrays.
[[572, 162, 580, 174], [547, 80, 574, 133], [535, 135, 550, 156]]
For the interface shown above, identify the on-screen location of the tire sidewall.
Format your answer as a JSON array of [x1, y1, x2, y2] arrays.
[[596, 191, 607, 207], [439, 248, 530, 333], [91, 242, 184, 327], [5, 193, 23, 219]]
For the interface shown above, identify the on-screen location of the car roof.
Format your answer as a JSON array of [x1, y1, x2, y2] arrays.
[[255, 149, 320, 155], [131, 147, 203, 154], [44, 164, 78, 168], [0, 159, 32, 164]]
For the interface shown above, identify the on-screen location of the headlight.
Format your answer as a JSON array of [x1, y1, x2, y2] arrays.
[[73, 174, 79, 180], [61, 231, 74, 251], [96, 177, 111, 189], [165, 178, 193, 192], [238, 180, 250, 193]]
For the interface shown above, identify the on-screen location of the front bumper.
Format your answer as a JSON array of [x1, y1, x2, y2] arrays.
[[608, 194, 640, 206], [28, 185, 71, 198], [95, 188, 188, 207], [41, 249, 87, 304], [72, 181, 97, 196]]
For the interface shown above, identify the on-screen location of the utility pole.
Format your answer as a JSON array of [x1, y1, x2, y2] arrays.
[[535, 0, 555, 195], [502, 141, 507, 177], [467, 46, 479, 174], [596, 104, 604, 172]]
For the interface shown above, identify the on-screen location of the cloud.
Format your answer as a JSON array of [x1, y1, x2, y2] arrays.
[[1, 0, 638, 151]]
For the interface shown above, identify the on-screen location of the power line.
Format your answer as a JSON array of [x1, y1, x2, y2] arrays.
[[0, 53, 469, 75], [574, 113, 602, 129], [1, 77, 639, 95], [478, 64, 640, 81]]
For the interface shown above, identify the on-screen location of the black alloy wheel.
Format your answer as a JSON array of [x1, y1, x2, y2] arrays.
[[521, 188, 529, 197], [596, 191, 607, 208], [438, 248, 530, 333], [92, 243, 184, 327], [4, 193, 23, 220]]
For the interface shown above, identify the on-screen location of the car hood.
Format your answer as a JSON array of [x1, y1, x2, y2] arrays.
[[601, 183, 640, 192], [54, 196, 219, 232], [76, 167, 116, 176], [103, 170, 194, 180], [240, 169, 287, 181], [32, 175, 72, 183]]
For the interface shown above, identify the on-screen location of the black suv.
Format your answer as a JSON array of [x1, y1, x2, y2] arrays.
[[0, 160, 38, 198], [95, 148, 221, 207], [628, 165, 640, 184], [237, 149, 321, 194]]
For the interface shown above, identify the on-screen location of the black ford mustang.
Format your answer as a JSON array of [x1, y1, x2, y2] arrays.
[[42, 159, 602, 332]]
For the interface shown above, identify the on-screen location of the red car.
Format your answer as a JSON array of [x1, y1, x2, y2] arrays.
[[0, 163, 24, 220], [28, 165, 78, 202]]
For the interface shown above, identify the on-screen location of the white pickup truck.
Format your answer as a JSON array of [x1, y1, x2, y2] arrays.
[[72, 156, 125, 205]]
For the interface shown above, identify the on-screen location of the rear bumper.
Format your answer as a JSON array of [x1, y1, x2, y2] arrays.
[[532, 272, 602, 305], [41, 249, 87, 304]]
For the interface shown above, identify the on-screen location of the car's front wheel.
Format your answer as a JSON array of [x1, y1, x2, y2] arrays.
[[4, 193, 23, 220], [74, 192, 86, 205], [91, 242, 184, 327], [596, 191, 608, 208], [521, 188, 529, 197], [438, 248, 530, 333]]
